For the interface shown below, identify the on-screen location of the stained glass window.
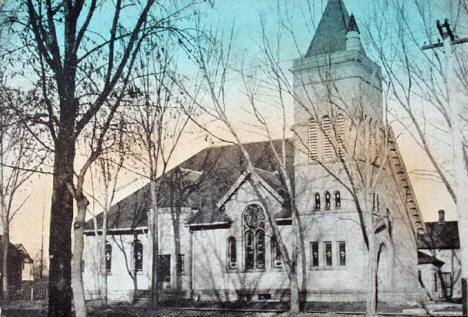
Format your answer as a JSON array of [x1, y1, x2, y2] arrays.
[[324, 241, 332, 266], [243, 204, 265, 271], [133, 239, 143, 272], [311, 242, 319, 267], [271, 237, 282, 268], [105, 242, 112, 273], [227, 237, 237, 270], [338, 241, 346, 266]]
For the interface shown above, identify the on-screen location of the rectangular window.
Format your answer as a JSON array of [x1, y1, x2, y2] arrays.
[[311, 242, 319, 267], [324, 241, 332, 266], [177, 254, 184, 274], [338, 241, 346, 266], [434, 272, 438, 292]]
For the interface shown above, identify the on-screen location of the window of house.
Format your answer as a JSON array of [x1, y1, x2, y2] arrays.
[[243, 204, 265, 271], [133, 239, 143, 272], [311, 242, 319, 267], [271, 237, 282, 268], [105, 242, 112, 273], [325, 191, 331, 210], [324, 241, 332, 266], [227, 237, 237, 270], [335, 191, 341, 208], [177, 254, 184, 274], [314, 192, 321, 211], [309, 118, 319, 160], [338, 241, 346, 266], [434, 272, 438, 292]]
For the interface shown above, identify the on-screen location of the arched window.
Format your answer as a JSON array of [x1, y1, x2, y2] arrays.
[[335, 191, 341, 208], [271, 237, 282, 268], [322, 115, 333, 160], [243, 204, 265, 271], [325, 191, 331, 210], [314, 192, 321, 211], [105, 242, 112, 273], [309, 118, 319, 160], [133, 239, 143, 272], [336, 113, 346, 157], [227, 237, 237, 270]]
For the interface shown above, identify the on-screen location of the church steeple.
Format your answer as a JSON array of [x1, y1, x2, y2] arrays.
[[305, 0, 350, 57]]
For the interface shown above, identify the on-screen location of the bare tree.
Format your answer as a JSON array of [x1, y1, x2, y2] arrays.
[[0, 83, 43, 303], [2, 1, 207, 315], [126, 37, 197, 304], [364, 0, 468, 311]]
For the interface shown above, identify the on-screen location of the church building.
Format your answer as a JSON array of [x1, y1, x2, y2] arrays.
[[82, 0, 426, 304]]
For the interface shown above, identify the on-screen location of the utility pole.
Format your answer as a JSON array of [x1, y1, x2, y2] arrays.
[[423, 19, 468, 315]]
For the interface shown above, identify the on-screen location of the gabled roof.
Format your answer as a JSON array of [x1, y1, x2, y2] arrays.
[[417, 251, 444, 267], [417, 221, 459, 250], [305, 0, 350, 57], [86, 140, 294, 231], [13, 244, 33, 262]]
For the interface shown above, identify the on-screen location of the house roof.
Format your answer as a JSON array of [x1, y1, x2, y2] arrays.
[[86, 140, 294, 231], [305, 0, 350, 57], [13, 244, 33, 263], [417, 251, 444, 267], [417, 221, 459, 250]]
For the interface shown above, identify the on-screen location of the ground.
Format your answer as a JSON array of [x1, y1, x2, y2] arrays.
[[1, 300, 463, 316]]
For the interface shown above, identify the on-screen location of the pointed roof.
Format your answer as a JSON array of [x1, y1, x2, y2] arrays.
[[305, 0, 350, 57], [347, 14, 360, 33]]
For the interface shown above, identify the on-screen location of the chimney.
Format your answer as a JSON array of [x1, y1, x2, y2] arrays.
[[438, 209, 445, 224]]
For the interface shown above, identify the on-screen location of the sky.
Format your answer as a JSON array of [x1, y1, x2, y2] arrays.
[[6, 0, 463, 268]]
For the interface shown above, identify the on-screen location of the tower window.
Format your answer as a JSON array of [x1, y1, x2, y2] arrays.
[[322, 115, 333, 160], [314, 192, 321, 211], [309, 118, 319, 160], [243, 204, 265, 271], [336, 113, 346, 157], [325, 191, 331, 210], [335, 191, 341, 208]]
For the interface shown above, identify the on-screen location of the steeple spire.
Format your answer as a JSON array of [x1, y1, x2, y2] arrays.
[[305, 0, 350, 57], [347, 14, 360, 33]]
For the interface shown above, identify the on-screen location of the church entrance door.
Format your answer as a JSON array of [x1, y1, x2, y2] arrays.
[[158, 254, 171, 289]]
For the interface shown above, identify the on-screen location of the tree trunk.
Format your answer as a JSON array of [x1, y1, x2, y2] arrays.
[[366, 224, 378, 317], [48, 131, 75, 317], [100, 232, 108, 306], [289, 269, 300, 313], [172, 207, 181, 290], [2, 222, 9, 303], [149, 179, 159, 306], [71, 197, 89, 317]]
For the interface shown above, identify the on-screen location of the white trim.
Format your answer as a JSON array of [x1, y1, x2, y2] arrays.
[[216, 171, 285, 209], [188, 221, 230, 227], [84, 226, 148, 234]]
